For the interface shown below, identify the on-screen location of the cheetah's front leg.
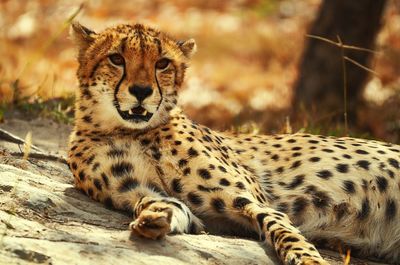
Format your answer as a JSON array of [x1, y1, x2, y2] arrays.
[[130, 196, 203, 240]]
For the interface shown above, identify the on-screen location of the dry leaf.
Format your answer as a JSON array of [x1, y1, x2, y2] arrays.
[[23, 131, 32, 160]]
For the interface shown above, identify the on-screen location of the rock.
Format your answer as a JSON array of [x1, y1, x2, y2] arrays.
[[0, 163, 279, 265]]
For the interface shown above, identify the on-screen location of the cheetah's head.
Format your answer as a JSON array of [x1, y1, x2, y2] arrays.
[[71, 22, 195, 132]]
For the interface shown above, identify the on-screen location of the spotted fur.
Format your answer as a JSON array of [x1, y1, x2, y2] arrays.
[[68, 22, 400, 265]]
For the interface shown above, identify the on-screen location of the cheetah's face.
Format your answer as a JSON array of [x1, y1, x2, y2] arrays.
[[71, 23, 196, 130]]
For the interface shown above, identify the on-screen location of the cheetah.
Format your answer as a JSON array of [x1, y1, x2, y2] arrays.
[[68, 22, 400, 265]]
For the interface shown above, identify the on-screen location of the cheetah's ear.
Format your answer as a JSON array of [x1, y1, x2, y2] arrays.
[[70, 22, 96, 50], [177, 39, 197, 58]]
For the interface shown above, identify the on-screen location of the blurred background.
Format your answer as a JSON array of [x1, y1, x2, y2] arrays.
[[0, 0, 399, 143]]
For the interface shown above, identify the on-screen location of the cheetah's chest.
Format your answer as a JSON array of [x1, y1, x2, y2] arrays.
[[80, 138, 166, 194]]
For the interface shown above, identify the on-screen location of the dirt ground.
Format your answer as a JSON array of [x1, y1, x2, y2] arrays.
[[1, 116, 71, 155]]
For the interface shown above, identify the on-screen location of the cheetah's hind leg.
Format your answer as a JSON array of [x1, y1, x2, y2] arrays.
[[228, 197, 329, 265]]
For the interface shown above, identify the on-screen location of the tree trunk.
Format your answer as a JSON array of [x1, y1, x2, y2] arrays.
[[293, 0, 387, 123]]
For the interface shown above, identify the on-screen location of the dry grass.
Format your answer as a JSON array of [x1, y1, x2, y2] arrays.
[[0, 0, 399, 143]]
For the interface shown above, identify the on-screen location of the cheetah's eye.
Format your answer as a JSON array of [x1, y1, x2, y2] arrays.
[[155, 58, 171, 70], [108, 53, 125, 66]]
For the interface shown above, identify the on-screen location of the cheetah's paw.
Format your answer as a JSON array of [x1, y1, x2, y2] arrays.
[[129, 203, 172, 240]]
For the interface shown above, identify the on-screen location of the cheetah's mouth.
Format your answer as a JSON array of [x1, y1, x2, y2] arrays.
[[118, 106, 153, 122]]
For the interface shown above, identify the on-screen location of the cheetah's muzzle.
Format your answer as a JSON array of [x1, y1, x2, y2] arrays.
[[118, 105, 153, 122]]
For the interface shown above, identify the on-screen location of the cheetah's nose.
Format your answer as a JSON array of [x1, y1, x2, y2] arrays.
[[129, 85, 153, 102]]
